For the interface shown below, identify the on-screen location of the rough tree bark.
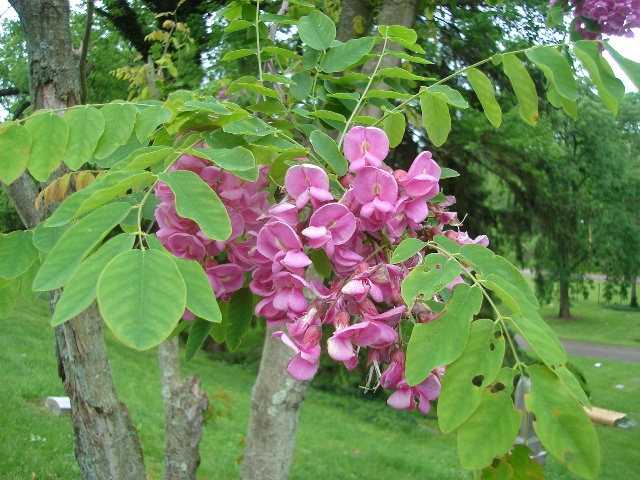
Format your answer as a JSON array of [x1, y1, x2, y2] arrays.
[[558, 275, 572, 320], [240, 328, 311, 480], [357, 0, 422, 118], [336, 0, 373, 43], [7, 1, 147, 478], [158, 337, 209, 480]]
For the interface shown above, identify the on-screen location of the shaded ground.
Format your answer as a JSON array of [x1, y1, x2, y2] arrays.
[[515, 334, 640, 363]]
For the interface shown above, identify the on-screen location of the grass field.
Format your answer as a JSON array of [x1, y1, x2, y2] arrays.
[[527, 279, 640, 347], [1, 297, 639, 479]]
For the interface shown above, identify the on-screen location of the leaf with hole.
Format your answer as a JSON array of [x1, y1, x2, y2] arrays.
[[406, 283, 482, 386], [457, 368, 521, 470], [401, 253, 461, 309], [526, 364, 600, 479], [438, 320, 505, 433]]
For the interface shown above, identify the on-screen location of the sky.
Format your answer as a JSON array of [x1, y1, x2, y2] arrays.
[[0, 0, 638, 118]]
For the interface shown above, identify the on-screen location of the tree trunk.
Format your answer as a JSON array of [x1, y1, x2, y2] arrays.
[[240, 328, 311, 480], [158, 338, 209, 480], [630, 276, 638, 308], [53, 302, 147, 479], [8, 1, 147, 477], [558, 276, 572, 319], [336, 0, 373, 42], [358, 0, 421, 118]]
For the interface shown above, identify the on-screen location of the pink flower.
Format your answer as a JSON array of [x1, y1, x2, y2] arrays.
[[399, 152, 441, 199], [353, 167, 398, 231], [387, 374, 442, 414], [344, 126, 389, 173], [156, 228, 206, 261], [302, 203, 357, 255], [272, 330, 321, 381], [284, 164, 334, 209], [327, 320, 398, 369], [204, 261, 245, 300], [256, 221, 312, 271]]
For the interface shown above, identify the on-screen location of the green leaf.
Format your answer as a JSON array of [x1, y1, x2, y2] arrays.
[[0, 279, 20, 319], [481, 459, 514, 480], [502, 54, 539, 126], [377, 67, 429, 81], [223, 117, 275, 137], [438, 320, 505, 433], [401, 253, 462, 309], [46, 170, 152, 227], [95, 139, 148, 169], [526, 364, 600, 479], [222, 48, 255, 61], [51, 233, 135, 326], [93, 103, 138, 159], [525, 46, 577, 101], [225, 287, 254, 351], [554, 363, 591, 408], [321, 37, 376, 73], [307, 110, 347, 123], [64, 107, 106, 169], [427, 85, 469, 109], [604, 43, 640, 91], [182, 99, 230, 115], [247, 101, 286, 114], [385, 50, 433, 64], [97, 249, 186, 350], [185, 317, 215, 362], [420, 92, 451, 147], [406, 283, 482, 386], [33, 202, 131, 291], [573, 41, 625, 114], [440, 167, 459, 179], [32, 222, 72, 253], [18, 256, 40, 303], [458, 244, 538, 307], [457, 368, 522, 470], [191, 147, 256, 172], [309, 248, 332, 279], [289, 71, 313, 101], [0, 231, 38, 279], [25, 112, 69, 181], [224, 19, 254, 33], [158, 170, 231, 242], [390, 238, 426, 264], [466, 68, 502, 128], [262, 46, 301, 60], [171, 257, 221, 323], [134, 105, 173, 142], [383, 112, 406, 148], [309, 130, 348, 176], [504, 445, 545, 479], [0, 123, 31, 184], [298, 11, 336, 50], [509, 304, 567, 369], [210, 301, 229, 343], [112, 146, 174, 171], [481, 274, 527, 315], [433, 234, 461, 255]]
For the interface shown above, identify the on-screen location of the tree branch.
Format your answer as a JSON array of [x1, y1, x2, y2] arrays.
[[0, 87, 20, 97], [79, 0, 94, 104]]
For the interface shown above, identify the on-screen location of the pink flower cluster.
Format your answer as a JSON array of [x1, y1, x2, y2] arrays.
[[155, 149, 271, 309], [252, 126, 486, 415], [155, 127, 489, 415], [550, 0, 640, 39]]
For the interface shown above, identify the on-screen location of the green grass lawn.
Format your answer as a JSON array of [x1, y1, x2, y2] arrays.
[[526, 279, 640, 347], [1, 297, 639, 479]]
